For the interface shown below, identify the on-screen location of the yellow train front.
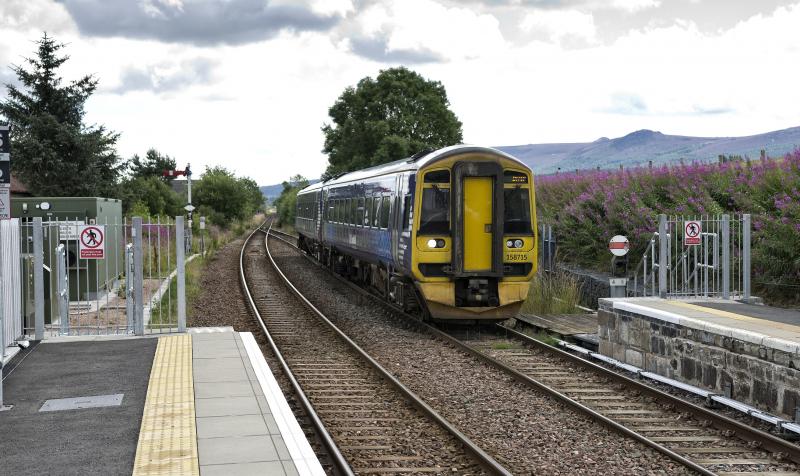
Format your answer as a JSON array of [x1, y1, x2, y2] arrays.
[[295, 145, 537, 322]]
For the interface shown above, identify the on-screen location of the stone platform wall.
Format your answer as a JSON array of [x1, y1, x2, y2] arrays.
[[598, 299, 800, 420]]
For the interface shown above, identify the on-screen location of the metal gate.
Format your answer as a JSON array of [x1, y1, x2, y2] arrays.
[[631, 214, 751, 300], [18, 216, 190, 337]]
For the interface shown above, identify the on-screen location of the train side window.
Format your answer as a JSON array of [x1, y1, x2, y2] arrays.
[[365, 198, 373, 227], [402, 195, 412, 230], [334, 200, 340, 223], [380, 197, 390, 229], [350, 199, 357, 225], [419, 187, 450, 234], [372, 198, 381, 227], [503, 187, 532, 234], [357, 197, 365, 226]]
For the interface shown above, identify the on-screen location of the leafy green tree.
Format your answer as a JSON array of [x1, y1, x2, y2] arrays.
[[118, 176, 182, 217], [0, 33, 123, 196], [194, 166, 263, 226], [322, 67, 463, 179], [273, 175, 308, 226], [128, 148, 178, 181]]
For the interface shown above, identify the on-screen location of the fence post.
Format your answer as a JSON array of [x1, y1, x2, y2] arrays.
[[32, 217, 44, 341], [722, 214, 730, 299], [176, 216, 186, 332], [133, 217, 144, 336], [55, 245, 69, 335], [125, 244, 134, 332], [658, 214, 667, 298], [743, 214, 751, 301]]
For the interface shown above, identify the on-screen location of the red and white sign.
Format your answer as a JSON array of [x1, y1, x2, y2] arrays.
[[684, 220, 702, 246], [608, 235, 630, 256], [79, 225, 105, 259]]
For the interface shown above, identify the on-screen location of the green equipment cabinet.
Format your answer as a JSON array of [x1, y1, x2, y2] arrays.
[[13, 197, 124, 325]]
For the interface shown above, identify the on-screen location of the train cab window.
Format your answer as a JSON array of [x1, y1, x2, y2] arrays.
[[424, 170, 450, 184], [372, 198, 381, 227], [402, 195, 412, 231], [503, 187, 532, 234], [419, 187, 450, 234], [380, 197, 391, 229]]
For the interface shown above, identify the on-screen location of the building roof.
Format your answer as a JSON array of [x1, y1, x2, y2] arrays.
[[10, 175, 32, 196]]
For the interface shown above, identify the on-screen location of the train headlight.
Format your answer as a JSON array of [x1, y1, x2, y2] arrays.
[[427, 239, 446, 249], [506, 240, 514, 248], [514, 239, 524, 248]]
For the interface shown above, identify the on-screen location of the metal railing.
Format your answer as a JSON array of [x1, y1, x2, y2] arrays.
[[630, 214, 751, 300], [16, 216, 189, 338], [539, 223, 556, 273]]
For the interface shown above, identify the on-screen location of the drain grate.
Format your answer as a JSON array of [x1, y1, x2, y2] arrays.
[[40, 393, 124, 412]]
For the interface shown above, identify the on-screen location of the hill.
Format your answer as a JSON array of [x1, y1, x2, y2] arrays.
[[497, 126, 800, 173], [260, 179, 320, 202]]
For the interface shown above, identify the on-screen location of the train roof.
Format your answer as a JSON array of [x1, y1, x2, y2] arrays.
[[298, 145, 527, 195]]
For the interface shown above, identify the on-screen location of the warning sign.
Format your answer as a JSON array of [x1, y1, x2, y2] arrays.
[[79, 225, 105, 259], [0, 184, 9, 220], [684, 220, 701, 246]]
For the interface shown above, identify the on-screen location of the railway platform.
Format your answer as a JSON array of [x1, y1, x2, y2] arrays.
[[599, 297, 800, 420], [0, 328, 323, 476]]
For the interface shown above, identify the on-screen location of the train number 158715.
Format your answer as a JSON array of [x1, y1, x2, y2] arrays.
[[504, 253, 529, 262]]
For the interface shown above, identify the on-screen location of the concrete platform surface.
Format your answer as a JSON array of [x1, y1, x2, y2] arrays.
[[191, 331, 324, 476], [0, 338, 157, 475], [0, 329, 324, 476], [604, 297, 800, 353]]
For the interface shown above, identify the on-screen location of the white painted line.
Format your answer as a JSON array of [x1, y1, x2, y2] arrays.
[[240, 332, 325, 476]]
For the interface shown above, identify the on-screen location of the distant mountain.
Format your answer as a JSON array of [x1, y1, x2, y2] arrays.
[[259, 127, 800, 194], [260, 179, 320, 202], [497, 126, 800, 173]]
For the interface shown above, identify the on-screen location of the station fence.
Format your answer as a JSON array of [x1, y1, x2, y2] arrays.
[[0, 216, 191, 341], [631, 214, 751, 300]]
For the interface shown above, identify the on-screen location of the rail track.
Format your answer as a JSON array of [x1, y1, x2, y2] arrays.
[[240, 224, 510, 475], [268, 227, 800, 476]]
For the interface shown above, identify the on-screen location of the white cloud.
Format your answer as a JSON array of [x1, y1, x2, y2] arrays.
[[343, 0, 506, 61], [519, 9, 597, 45], [607, 0, 661, 13], [1, 0, 799, 186]]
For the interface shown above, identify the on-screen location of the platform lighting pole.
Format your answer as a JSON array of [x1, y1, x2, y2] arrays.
[[186, 164, 192, 254], [176, 216, 186, 332]]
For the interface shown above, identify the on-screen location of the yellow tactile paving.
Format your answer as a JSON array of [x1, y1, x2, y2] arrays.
[[133, 335, 199, 476], [668, 301, 800, 334]]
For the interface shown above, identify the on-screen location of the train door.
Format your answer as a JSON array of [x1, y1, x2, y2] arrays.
[[463, 177, 493, 272]]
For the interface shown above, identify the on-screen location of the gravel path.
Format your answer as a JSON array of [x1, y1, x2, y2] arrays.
[[269, 235, 697, 475]]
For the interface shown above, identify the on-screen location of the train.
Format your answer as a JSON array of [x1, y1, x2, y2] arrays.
[[294, 145, 537, 321]]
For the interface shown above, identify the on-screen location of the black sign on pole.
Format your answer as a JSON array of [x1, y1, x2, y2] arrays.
[[0, 126, 9, 154], [0, 161, 9, 184]]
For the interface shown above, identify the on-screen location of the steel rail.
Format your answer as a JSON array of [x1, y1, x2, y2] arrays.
[[267, 228, 799, 475], [239, 223, 354, 476], [264, 224, 513, 476], [500, 323, 800, 465], [268, 228, 800, 463]]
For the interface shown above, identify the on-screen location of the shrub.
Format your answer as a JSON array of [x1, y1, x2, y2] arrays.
[[535, 149, 800, 303]]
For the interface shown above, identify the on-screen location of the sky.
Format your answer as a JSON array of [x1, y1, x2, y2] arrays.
[[1, 0, 799, 185]]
